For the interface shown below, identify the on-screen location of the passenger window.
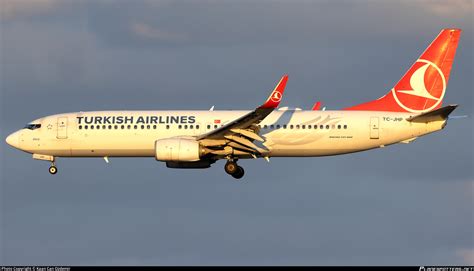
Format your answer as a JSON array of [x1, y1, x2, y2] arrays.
[[326, 125, 330, 129], [302, 125, 306, 129], [214, 125, 218, 129], [320, 125, 324, 129], [109, 125, 112, 129], [190, 125, 193, 129], [337, 125, 341, 129], [196, 125, 200, 129], [78, 125, 82, 130], [146, 125, 150, 129], [96, 125, 100, 129], [166, 125, 170, 129], [344, 125, 347, 129], [90, 125, 94, 130], [102, 125, 106, 129], [290, 125, 294, 129], [184, 125, 188, 129], [178, 125, 182, 129], [332, 125, 335, 129], [207, 125, 211, 129], [283, 125, 287, 129], [270, 125, 274, 129], [114, 125, 118, 129], [264, 125, 268, 129], [121, 125, 125, 129], [314, 125, 318, 129], [84, 125, 88, 130], [153, 125, 157, 129], [296, 125, 300, 129], [276, 125, 280, 129]]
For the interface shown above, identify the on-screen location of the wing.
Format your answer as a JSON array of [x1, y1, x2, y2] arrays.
[[196, 75, 288, 156]]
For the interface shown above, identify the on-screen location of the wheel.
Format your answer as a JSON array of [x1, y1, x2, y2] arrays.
[[48, 165, 58, 175], [225, 161, 238, 175], [231, 166, 245, 179]]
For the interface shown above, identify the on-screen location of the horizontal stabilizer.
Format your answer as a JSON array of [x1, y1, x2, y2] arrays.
[[407, 104, 458, 122]]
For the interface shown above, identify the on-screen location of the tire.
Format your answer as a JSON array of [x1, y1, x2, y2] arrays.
[[225, 161, 238, 175], [49, 166, 58, 175], [231, 166, 245, 179]]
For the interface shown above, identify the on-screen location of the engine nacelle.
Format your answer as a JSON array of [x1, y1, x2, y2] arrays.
[[155, 138, 201, 162]]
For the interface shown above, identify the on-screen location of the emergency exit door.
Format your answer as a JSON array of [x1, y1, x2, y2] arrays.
[[370, 117, 379, 139], [57, 117, 68, 139]]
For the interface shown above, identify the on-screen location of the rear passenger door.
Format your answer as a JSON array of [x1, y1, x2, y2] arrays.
[[370, 117, 379, 139]]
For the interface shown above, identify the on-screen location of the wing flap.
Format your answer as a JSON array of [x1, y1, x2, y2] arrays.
[[230, 128, 265, 142], [224, 135, 263, 153]]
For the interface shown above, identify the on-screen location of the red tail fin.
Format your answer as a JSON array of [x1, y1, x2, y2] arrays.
[[344, 29, 461, 113]]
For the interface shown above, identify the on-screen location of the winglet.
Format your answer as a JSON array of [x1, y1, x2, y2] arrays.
[[312, 101, 322, 110], [259, 75, 288, 109]]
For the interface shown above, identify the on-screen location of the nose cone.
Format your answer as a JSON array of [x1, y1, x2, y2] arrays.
[[6, 131, 20, 149]]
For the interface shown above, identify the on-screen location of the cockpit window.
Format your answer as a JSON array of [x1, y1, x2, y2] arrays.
[[24, 124, 41, 130]]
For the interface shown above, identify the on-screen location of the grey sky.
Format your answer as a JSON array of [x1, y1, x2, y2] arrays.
[[1, 0, 473, 265]]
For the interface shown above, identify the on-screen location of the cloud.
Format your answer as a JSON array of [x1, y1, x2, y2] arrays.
[[457, 249, 474, 265], [403, 0, 473, 17], [130, 21, 187, 42], [0, 0, 62, 20]]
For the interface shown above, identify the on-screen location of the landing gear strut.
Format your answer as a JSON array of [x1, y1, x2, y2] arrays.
[[225, 160, 245, 179], [49, 163, 58, 175]]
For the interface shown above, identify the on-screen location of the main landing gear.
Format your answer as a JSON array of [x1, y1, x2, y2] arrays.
[[225, 160, 245, 179], [48, 163, 58, 175]]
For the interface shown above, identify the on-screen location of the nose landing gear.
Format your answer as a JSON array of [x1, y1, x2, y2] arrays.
[[32, 154, 57, 175], [225, 160, 245, 179]]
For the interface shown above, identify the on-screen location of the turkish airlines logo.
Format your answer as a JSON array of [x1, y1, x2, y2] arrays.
[[391, 59, 446, 113], [270, 91, 282, 103]]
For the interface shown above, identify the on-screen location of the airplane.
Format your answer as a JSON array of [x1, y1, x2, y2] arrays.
[[5, 29, 462, 179]]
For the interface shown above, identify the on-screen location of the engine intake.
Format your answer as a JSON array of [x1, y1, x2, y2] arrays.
[[155, 138, 201, 162]]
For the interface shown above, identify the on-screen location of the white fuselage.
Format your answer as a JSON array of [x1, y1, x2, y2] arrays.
[[10, 109, 446, 159]]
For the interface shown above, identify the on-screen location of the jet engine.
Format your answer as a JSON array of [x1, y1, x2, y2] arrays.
[[155, 138, 202, 162]]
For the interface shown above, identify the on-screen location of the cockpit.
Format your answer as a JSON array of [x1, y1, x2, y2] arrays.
[[24, 123, 41, 130]]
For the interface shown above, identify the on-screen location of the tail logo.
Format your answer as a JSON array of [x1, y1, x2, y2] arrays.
[[392, 59, 446, 113], [270, 91, 282, 103]]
